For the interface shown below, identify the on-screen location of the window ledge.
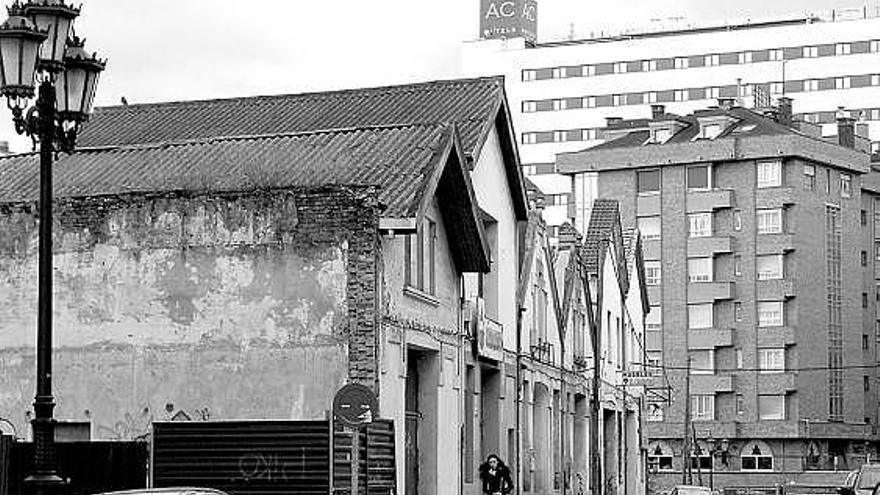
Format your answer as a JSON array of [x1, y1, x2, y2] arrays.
[[404, 286, 440, 307]]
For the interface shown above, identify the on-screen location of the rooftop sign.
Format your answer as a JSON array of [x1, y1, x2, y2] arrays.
[[480, 0, 537, 44]]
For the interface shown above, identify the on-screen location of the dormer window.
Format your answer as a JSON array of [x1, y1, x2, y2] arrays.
[[694, 115, 738, 141], [651, 127, 672, 144], [701, 123, 722, 139]]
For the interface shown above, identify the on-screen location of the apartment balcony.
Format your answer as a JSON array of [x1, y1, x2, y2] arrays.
[[691, 374, 734, 394], [757, 372, 797, 394], [688, 236, 734, 257], [687, 281, 735, 303], [756, 186, 796, 209], [687, 328, 734, 349], [756, 233, 796, 255], [637, 194, 661, 216], [757, 278, 796, 300], [686, 189, 734, 213], [757, 327, 797, 347]]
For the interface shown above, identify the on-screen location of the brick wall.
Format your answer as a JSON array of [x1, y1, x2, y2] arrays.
[[0, 185, 380, 438]]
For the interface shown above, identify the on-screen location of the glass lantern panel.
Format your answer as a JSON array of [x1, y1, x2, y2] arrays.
[[31, 13, 71, 65], [82, 70, 99, 114], [58, 65, 84, 113], [0, 38, 23, 86]]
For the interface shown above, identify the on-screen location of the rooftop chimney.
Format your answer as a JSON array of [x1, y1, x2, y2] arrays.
[[776, 97, 793, 127], [605, 116, 623, 127], [556, 223, 582, 251], [650, 104, 665, 120], [837, 112, 855, 149]]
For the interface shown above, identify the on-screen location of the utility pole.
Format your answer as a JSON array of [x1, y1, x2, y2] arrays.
[[681, 364, 692, 485]]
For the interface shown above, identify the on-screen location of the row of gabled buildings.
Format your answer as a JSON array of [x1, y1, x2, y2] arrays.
[[0, 77, 650, 495]]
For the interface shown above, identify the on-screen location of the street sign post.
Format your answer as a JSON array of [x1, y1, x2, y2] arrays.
[[333, 384, 378, 495]]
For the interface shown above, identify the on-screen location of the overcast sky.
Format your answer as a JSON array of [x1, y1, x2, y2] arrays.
[[0, 0, 873, 151]]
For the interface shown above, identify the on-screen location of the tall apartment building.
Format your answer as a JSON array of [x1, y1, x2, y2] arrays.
[[462, 7, 880, 231], [555, 102, 880, 488]]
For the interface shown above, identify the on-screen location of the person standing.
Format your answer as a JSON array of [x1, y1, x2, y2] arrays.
[[479, 454, 514, 495]]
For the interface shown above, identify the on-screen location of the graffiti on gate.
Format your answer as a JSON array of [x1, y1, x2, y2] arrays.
[[236, 449, 309, 483]]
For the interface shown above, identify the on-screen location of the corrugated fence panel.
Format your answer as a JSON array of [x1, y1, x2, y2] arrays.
[[152, 421, 332, 495], [333, 420, 396, 495]]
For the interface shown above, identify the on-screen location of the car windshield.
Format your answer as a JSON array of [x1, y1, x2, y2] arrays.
[[859, 468, 880, 489]]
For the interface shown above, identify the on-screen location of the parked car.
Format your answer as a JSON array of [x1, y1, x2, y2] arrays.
[[839, 464, 880, 495], [670, 485, 714, 495], [92, 488, 229, 495]]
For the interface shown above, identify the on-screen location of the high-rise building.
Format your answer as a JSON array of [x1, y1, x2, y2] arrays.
[[556, 102, 880, 487], [462, 8, 880, 231]]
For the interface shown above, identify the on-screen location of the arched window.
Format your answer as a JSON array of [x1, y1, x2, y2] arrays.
[[648, 441, 674, 472], [690, 441, 712, 470], [741, 441, 774, 471]]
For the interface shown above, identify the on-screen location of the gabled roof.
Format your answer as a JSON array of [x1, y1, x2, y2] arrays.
[[622, 228, 650, 313], [0, 122, 490, 272], [583, 199, 628, 294], [79, 76, 529, 219]]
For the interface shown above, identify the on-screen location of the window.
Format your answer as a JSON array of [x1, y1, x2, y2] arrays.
[[736, 394, 745, 414], [646, 306, 662, 331], [522, 69, 537, 82], [758, 301, 784, 327], [742, 443, 774, 471], [836, 43, 851, 55], [864, 292, 869, 308], [864, 335, 870, 350], [405, 218, 436, 295], [645, 91, 658, 104], [736, 349, 744, 369], [757, 209, 783, 234], [704, 54, 720, 66], [700, 123, 723, 140], [648, 443, 674, 471], [674, 90, 688, 102], [835, 77, 851, 89], [862, 251, 868, 266], [613, 62, 627, 74], [646, 350, 662, 368], [862, 210, 868, 226], [805, 79, 820, 92], [759, 348, 785, 373], [689, 350, 715, 375], [769, 49, 783, 61], [757, 160, 782, 188], [735, 302, 743, 322], [553, 131, 567, 143], [739, 51, 753, 64], [583, 96, 597, 108], [733, 210, 742, 231], [841, 173, 852, 198], [642, 59, 658, 72], [804, 164, 816, 190], [552, 99, 566, 111], [734, 255, 742, 277], [523, 101, 537, 113], [803, 46, 819, 58], [756, 254, 784, 280], [866, 376, 871, 392], [638, 216, 661, 241], [691, 395, 715, 421], [645, 261, 661, 286], [522, 133, 537, 145], [687, 165, 711, 189], [758, 395, 785, 420], [638, 169, 661, 194], [552, 67, 565, 79], [688, 212, 713, 237], [583, 65, 596, 77], [612, 94, 623, 107], [688, 257, 713, 282], [690, 450, 712, 470], [872, 40, 880, 53], [674, 57, 689, 69], [688, 303, 713, 329], [651, 127, 673, 143], [705, 87, 720, 99], [874, 74, 880, 87], [826, 169, 832, 194], [770, 82, 784, 95]]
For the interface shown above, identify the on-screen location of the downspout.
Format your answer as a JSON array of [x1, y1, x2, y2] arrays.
[[580, 255, 602, 495], [516, 305, 524, 495]]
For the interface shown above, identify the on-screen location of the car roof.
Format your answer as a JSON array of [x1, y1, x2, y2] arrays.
[[92, 488, 228, 495]]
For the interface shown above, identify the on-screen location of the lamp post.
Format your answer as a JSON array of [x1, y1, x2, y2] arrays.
[[0, 2, 104, 494]]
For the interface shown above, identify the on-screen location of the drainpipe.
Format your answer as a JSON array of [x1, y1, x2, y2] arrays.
[[516, 305, 524, 495]]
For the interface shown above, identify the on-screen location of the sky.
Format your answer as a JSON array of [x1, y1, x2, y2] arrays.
[[0, 0, 874, 151]]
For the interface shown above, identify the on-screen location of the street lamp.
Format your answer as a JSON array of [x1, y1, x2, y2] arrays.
[[0, 1, 104, 493]]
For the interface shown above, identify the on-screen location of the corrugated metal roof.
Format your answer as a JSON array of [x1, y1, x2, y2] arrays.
[[79, 77, 505, 155], [0, 124, 449, 218]]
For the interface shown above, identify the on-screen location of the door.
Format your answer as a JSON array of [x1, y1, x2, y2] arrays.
[[405, 352, 420, 495]]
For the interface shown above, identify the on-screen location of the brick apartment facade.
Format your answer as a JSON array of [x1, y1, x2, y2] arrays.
[[558, 102, 880, 490]]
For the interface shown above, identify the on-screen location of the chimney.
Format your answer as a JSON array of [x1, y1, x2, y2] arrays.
[[557, 223, 582, 251], [650, 104, 665, 120], [776, 97, 793, 126], [717, 98, 736, 110], [837, 114, 855, 149], [605, 116, 623, 127]]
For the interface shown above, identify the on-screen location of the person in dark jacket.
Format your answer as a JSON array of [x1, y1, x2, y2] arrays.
[[479, 454, 514, 495]]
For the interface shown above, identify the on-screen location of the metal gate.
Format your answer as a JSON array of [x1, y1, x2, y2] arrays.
[[153, 419, 396, 495]]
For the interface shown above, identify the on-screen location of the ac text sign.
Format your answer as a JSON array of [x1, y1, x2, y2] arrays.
[[480, 0, 537, 44]]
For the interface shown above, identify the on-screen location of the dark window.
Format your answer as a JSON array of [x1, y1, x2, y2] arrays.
[[688, 55, 705, 68], [565, 65, 583, 77], [862, 210, 868, 225], [535, 100, 553, 112], [818, 44, 836, 57], [784, 80, 804, 93], [656, 58, 675, 70], [595, 94, 614, 107], [594, 63, 613, 75], [689, 455, 712, 470], [865, 376, 871, 392], [720, 52, 739, 65], [853, 75, 872, 88], [852, 41, 870, 54], [864, 335, 870, 350], [752, 50, 770, 62], [862, 251, 868, 266], [535, 68, 553, 80], [863, 292, 869, 308], [638, 170, 661, 194], [656, 90, 675, 103], [688, 88, 704, 101], [783, 46, 803, 59], [687, 165, 711, 189], [626, 60, 642, 73], [627, 92, 644, 105], [720, 85, 738, 97], [818, 78, 835, 91], [565, 97, 583, 109]]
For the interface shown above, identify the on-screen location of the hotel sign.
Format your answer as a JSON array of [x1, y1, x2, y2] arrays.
[[480, 0, 538, 44], [478, 316, 504, 362]]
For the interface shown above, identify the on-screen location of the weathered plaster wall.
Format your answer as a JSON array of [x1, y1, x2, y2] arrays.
[[0, 186, 380, 439]]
